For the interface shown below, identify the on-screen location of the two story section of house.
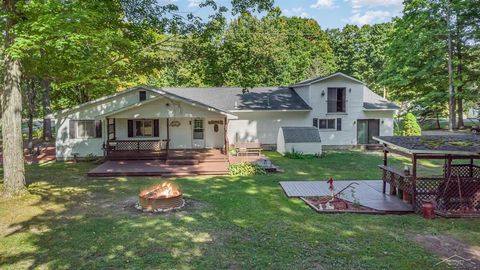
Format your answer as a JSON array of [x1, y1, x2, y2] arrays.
[[53, 72, 399, 160]]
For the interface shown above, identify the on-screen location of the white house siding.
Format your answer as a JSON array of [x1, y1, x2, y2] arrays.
[[55, 90, 227, 160], [227, 76, 395, 147], [227, 111, 310, 145]]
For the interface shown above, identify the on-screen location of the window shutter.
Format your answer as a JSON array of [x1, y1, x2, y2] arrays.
[[69, 120, 76, 139], [336, 118, 342, 131], [128, 120, 134, 137], [153, 119, 159, 137], [313, 118, 318, 128], [95, 120, 102, 138]]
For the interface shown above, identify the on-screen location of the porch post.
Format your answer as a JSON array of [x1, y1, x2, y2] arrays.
[[382, 144, 388, 194], [166, 118, 170, 154], [224, 116, 229, 155]]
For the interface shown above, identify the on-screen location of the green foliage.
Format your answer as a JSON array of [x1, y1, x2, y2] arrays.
[[284, 149, 323, 159], [381, 0, 480, 121], [327, 23, 392, 94], [229, 162, 266, 176], [401, 113, 422, 136]]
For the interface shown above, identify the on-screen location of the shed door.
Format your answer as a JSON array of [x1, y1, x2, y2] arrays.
[[357, 119, 380, 144]]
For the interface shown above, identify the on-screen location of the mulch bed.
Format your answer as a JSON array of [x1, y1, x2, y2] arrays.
[[302, 196, 379, 214]]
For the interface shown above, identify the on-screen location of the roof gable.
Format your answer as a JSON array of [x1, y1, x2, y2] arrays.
[[290, 72, 365, 87]]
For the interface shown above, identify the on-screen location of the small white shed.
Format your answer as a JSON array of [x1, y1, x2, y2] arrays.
[[277, 127, 322, 155]]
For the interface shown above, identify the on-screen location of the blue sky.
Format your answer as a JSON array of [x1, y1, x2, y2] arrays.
[[161, 0, 404, 29]]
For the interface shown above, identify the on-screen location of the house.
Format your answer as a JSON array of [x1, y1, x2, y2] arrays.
[[53, 72, 399, 160]]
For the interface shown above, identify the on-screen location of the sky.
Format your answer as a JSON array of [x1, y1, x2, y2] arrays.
[[161, 0, 404, 29]]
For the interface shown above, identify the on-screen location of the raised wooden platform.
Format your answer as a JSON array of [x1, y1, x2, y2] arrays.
[[88, 149, 229, 177], [280, 180, 414, 214]]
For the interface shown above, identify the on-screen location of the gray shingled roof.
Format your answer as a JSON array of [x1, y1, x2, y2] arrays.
[[281, 127, 322, 143], [162, 87, 312, 111], [374, 135, 480, 155], [363, 88, 400, 110]]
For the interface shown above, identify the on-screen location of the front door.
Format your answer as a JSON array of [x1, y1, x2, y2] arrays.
[[192, 119, 205, 148], [357, 119, 380, 144]]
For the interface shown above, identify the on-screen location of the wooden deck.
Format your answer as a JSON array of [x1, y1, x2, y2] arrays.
[[88, 149, 229, 177], [280, 180, 413, 214]]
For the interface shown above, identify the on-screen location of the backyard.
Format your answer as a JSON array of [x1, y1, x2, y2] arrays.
[[1, 151, 480, 269]]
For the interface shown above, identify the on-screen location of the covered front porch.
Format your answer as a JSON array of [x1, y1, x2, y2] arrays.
[[98, 93, 236, 160]]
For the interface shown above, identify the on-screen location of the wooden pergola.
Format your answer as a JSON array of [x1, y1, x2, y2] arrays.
[[374, 135, 480, 217]]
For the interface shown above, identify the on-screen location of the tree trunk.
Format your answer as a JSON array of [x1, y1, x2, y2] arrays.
[[26, 79, 36, 153], [42, 79, 52, 142], [446, 1, 456, 131], [436, 113, 441, 129], [2, 0, 26, 197], [455, 22, 464, 129]]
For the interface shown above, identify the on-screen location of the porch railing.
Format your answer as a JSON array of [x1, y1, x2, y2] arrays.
[[104, 139, 170, 159]]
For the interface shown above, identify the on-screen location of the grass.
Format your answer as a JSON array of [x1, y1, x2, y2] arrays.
[[0, 151, 479, 269]]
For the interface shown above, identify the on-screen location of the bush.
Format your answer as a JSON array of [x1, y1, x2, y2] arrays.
[[284, 148, 323, 159], [229, 162, 266, 176], [401, 113, 421, 136]]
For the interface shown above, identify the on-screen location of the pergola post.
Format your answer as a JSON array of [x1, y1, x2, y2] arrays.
[[412, 154, 417, 209]]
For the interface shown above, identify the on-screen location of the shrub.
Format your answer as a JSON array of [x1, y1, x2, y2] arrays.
[[284, 148, 323, 159], [229, 162, 266, 176], [401, 113, 421, 136]]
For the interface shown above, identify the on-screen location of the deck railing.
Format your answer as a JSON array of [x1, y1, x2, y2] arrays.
[[379, 164, 480, 216], [104, 139, 170, 159]]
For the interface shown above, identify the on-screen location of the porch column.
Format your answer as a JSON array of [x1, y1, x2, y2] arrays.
[[166, 118, 170, 154], [382, 144, 388, 194], [224, 116, 229, 155]]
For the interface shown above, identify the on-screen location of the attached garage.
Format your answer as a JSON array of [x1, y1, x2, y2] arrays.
[[277, 127, 322, 155]]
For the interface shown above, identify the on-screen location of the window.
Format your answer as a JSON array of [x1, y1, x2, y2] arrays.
[[316, 118, 337, 130], [139, 90, 147, 101], [70, 120, 101, 139], [327, 87, 346, 113], [135, 120, 153, 136], [313, 118, 318, 128], [193, 119, 204, 140]]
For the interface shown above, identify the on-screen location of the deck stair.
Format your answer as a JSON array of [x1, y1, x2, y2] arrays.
[[88, 149, 229, 177]]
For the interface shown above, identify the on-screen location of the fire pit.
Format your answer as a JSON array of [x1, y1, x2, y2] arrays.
[[136, 181, 185, 212]]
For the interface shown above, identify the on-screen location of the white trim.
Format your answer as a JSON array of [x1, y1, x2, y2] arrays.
[[291, 72, 366, 87], [228, 109, 310, 113], [49, 86, 157, 118], [363, 108, 398, 112]]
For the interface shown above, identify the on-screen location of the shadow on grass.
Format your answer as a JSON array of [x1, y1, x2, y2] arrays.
[[0, 154, 478, 269]]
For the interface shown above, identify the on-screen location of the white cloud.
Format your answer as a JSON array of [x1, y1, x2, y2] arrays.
[[188, 0, 201, 8], [351, 0, 402, 8], [349, 10, 390, 25], [283, 7, 310, 18], [311, 0, 335, 9]]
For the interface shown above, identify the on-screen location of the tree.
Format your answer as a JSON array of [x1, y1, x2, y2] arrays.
[[382, 0, 480, 129], [327, 23, 392, 94], [2, 0, 27, 197], [402, 113, 422, 136], [1, 0, 274, 198]]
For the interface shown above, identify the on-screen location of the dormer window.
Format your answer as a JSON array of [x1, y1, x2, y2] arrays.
[[327, 88, 346, 113], [139, 90, 147, 101]]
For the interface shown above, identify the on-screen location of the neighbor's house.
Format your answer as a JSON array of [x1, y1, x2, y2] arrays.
[[52, 72, 399, 160]]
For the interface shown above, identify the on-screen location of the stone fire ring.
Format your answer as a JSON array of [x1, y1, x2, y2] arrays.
[[135, 194, 185, 213]]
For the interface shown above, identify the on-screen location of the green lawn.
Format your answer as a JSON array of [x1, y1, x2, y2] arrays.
[[1, 151, 479, 269]]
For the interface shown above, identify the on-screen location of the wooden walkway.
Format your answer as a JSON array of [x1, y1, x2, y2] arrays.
[[280, 180, 413, 213], [88, 149, 229, 177]]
